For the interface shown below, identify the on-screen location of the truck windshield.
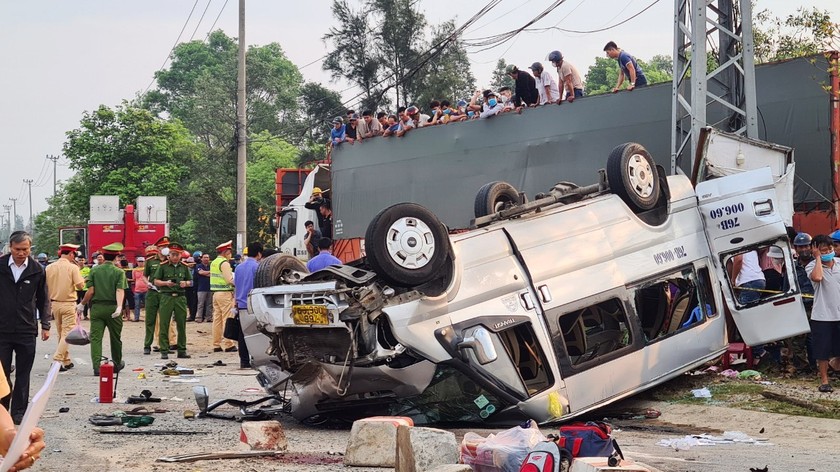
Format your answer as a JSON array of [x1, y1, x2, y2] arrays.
[[279, 210, 297, 246]]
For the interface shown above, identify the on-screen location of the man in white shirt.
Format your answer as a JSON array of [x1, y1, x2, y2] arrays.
[[528, 62, 560, 105], [732, 250, 765, 304]]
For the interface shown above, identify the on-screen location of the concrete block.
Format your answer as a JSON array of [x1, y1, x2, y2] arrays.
[[396, 425, 459, 472], [239, 420, 288, 451], [427, 465, 473, 472], [345, 416, 414, 467], [569, 457, 651, 472]]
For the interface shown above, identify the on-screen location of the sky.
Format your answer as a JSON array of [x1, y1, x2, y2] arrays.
[[1, 0, 837, 221]]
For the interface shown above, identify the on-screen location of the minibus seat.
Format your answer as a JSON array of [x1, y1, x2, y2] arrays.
[[561, 312, 587, 357]]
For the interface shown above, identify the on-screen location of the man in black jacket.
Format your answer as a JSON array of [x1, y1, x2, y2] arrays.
[[0, 231, 50, 423], [506, 64, 540, 107]]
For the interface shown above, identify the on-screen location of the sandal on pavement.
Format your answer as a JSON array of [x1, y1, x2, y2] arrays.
[[818, 384, 834, 393]]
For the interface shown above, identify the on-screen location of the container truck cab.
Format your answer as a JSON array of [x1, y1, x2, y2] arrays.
[[247, 137, 808, 425]]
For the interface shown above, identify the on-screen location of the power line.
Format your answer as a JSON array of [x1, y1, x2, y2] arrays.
[[189, 0, 215, 41], [527, 0, 662, 34], [204, 0, 230, 41], [142, 0, 201, 96]]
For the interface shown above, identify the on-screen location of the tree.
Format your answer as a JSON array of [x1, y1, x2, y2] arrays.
[[411, 20, 476, 109], [754, 7, 839, 63], [490, 58, 515, 91], [298, 82, 345, 144], [369, 0, 427, 108], [584, 57, 620, 95], [143, 30, 304, 249], [322, 0, 385, 113], [247, 131, 299, 245], [35, 104, 201, 252]]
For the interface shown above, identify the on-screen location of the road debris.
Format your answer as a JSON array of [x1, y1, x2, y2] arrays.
[[691, 387, 712, 398], [157, 451, 281, 463], [657, 431, 772, 450]]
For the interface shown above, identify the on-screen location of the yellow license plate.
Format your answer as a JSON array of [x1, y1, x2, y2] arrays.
[[291, 305, 329, 325]]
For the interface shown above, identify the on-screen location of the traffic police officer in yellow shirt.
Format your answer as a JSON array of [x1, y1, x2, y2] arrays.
[[153, 242, 193, 360], [210, 240, 237, 352], [47, 243, 85, 372]]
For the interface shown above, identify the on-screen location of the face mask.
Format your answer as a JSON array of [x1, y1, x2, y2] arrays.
[[467, 111, 475, 118], [160, 247, 170, 256], [443, 109, 451, 115], [488, 98, 498, 107], [500, 95, 509, 103], [821, 251, 835, 262]]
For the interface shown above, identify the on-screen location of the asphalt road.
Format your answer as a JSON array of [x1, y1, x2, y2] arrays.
[[10, 319, 839, 471]]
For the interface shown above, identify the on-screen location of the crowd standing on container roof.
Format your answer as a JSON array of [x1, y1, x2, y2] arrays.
[[327, 42, 644, 150]]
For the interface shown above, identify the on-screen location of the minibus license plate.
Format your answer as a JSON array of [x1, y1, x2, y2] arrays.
[[292, 305, 329, 325]]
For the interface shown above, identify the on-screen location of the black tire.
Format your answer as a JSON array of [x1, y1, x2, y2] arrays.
[[364, 203, 451, 287], [254, 253, 309, 288], [474, 181, 520, 218], [606, 143, 661, 213]]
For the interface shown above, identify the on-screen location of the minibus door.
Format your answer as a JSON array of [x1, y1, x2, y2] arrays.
[[695, 167, 809, 345]]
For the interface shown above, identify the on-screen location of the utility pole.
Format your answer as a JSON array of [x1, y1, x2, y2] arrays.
[[235, 0, 247, 255], [24, 179, 33, 234], [9, 198, 18, 231], [2, 205, 10, 236], [670, 0, 757, 174], [46, 154, 60, 198]]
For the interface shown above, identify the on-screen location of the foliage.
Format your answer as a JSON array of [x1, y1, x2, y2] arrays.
[[411, 20, 476, 110], [298, 82, 345, 144], [754, 7, 839, 63], [369, 0, 427, 108], [322, 0, 385, 113], [247, 130, 299, 245], [490, 58, 515, 91]]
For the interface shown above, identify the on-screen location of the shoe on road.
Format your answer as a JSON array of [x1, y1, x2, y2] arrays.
[[59, 363, 75, 372], [224, 346, 238, 353], [143, 347, 151, 355], [177, 352, 191, 359], [213, 347, 223, 352], [819, 383, 834, 393], [160, 353, 169, 360]]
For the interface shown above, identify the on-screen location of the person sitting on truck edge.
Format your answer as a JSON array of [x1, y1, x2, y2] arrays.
[[506, 64, 539, 107], [806, 234, 840, 393], [377, 111, 388, 130], [329, 117, 346, 146], [345, 114, 360, 144], [429, 100, 443, 125], [498, 86, 517, 113], [528, 62, 560, 105], [319, 202, 334, 240], [304, 187, 330, 228], [307, 238, 343, 273], [383, 114, 401, 137], [548, 50, 584, 103], [359, 110, 382, 138], [406, 105, 429, 128], [303, 220, 322, 258], [604, 41, 647, 92]]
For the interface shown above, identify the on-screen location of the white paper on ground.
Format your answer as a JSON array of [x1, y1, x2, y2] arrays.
[[0, 361, 61, 472]]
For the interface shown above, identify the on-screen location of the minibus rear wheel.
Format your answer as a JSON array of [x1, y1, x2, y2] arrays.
[[365, 203, 452, 287], [474, 181, 520, 218], [606, 142, 661, 213]]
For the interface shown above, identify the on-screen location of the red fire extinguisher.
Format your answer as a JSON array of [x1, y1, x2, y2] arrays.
[[99, 360, 114, 403]]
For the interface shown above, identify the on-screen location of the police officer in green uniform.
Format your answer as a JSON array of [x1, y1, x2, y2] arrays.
[[142, 244, 161, 355], [153, 242, 193, 359], [79, 242, 128, 375]]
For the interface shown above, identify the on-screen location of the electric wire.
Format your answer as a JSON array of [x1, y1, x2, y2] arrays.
[[141, 0, 201, 96], [525, 0, 661, 34], [189, 0, 214, 41], [204, 0, 230, 41]]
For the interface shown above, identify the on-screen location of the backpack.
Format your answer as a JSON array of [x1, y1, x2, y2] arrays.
[[553, 421, 624, 466], [519, 440, 571, 472]]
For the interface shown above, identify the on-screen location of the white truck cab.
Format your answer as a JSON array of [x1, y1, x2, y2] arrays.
[[276, 164, 331, 261]]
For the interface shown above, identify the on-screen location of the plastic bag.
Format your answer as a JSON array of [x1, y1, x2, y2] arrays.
[[65, 313, 90, 346], [461, 419, 546, 472]]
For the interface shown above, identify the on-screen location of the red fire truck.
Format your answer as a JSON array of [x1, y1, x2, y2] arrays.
[[59, 196, 169, 262]]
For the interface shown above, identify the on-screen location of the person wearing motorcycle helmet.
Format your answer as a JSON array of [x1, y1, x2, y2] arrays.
[[528, 62, 560, 105], [547, 50, 584, 103], [793, 232, 814, 264], [36, 252, 48, 268], [329, 116, 346, 146]]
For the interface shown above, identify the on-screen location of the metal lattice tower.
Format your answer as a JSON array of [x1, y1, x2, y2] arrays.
[[671, 0, 758, 174]]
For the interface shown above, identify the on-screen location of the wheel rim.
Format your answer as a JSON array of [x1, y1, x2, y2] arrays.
[[626, 153, 655, 198], [385, 217, 436, 269]]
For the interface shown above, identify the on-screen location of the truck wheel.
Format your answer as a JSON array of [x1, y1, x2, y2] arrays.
[[365, 203, 451, 287], [254, 253, 309, 288], [606, 143, 661, 213], [474, 181, 520, 218]]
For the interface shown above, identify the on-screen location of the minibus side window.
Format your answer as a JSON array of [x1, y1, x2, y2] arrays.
[[558, 298, 632, 367], [631, 266, 716, 343], [723, 242, 798, 308]]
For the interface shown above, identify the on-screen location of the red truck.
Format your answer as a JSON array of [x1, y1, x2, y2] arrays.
[[59, 195, 169, 262]]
